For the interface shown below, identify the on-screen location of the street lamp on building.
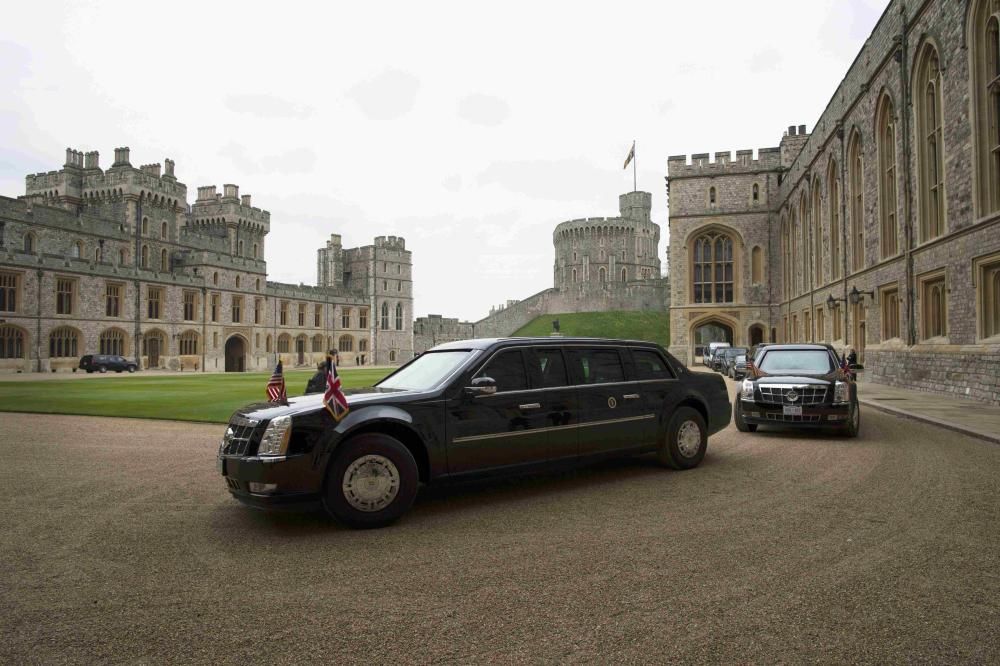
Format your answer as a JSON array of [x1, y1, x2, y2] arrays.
[[848, 285, 875, 306], [825, 293, 845, 310]]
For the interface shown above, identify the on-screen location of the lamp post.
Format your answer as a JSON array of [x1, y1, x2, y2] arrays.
[[848, 285, 875, 306]]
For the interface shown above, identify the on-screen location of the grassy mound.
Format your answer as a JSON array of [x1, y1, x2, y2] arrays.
[[512, 311, 670, 347]]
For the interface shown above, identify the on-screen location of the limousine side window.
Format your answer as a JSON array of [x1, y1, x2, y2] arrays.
[[533, 348, 568, 388], [632, 349, 675, 380], [475, 349, 528, 393], [574, 349, 625, 384]]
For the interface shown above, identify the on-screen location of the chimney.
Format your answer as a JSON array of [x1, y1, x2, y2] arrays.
[[241, 194, 252, 207], [197, 185, 217, 201], [141, 163, 162, 177], [84, 151, 100, 170], [64, 148, 84, 168], [113, 147, 131, 167], [798, 124, 807, 135], [223, 184, 239, 200], [787, 125, 797, 136], [163, 158, 175, 179]]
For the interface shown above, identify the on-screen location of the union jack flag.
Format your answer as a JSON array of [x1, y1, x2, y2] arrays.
[[266, 361, 287, 403], [324, 356, 350, 422]]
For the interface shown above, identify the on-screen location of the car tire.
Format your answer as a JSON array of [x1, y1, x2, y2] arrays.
[[128, 366, 136, 373], [323, 433, 419, 529], [840, 400, 861, 438], [734, 400, 758, 433], [657, 406, 708, 470], [99, 366, 107, 374]]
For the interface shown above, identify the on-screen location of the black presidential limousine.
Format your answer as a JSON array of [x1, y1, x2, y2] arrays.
[[218, 337, 730, 528]]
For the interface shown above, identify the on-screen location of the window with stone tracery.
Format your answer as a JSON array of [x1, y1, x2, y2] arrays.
[[916, 43, 946, 241], [692, 231, 734, 304], [971, 1, 1000, 216]]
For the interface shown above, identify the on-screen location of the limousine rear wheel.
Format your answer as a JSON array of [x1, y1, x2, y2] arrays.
[[658, 407, 707, 470], [323, 433, 418, 529]]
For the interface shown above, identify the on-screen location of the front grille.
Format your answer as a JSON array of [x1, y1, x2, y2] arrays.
[[765, 413, 822, 423], [221, 415, 262, 456], [758, 384, 828, 405]]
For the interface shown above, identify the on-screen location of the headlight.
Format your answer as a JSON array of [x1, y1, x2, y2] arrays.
[[833, 381, 850, 404], [740, 379, 755, 401], [257, 415, 292, 456]]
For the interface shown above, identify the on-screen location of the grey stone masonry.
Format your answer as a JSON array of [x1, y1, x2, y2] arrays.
[[666, 0, 1000, 404], [0, 146, 413, 373]]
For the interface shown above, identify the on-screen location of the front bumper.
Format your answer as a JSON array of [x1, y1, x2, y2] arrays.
[[219, 453, 323, 510], [740, 399, 850, 427]]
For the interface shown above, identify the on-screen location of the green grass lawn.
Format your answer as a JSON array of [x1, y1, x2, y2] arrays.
[[0, 367, 391, 424], [512, 311, 670, 347]]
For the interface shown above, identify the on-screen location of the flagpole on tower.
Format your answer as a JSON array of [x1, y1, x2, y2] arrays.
[[632, 140, 637, 192]]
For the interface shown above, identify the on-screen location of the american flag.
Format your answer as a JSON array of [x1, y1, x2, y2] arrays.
[[323, 356, 350, 422], [266, 360, 287, 403]]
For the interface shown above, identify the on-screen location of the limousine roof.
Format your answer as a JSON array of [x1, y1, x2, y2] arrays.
[[430, 337, 663, 351]]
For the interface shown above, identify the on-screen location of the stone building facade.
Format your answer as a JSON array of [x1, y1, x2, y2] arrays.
[[668, 0, 1000, 404], [414, 191, 670, 353], [0, 146, 413, 373]]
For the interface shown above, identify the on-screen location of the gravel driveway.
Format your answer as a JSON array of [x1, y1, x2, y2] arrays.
[[2, 386, 999, 664]]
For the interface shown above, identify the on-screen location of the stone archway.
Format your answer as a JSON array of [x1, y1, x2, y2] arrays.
[[225, 335, 246, 372], [690, 316, 735, 363], [749, 324, 765, 347]]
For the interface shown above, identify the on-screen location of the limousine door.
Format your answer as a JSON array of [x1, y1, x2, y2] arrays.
[[446, 348, 557, 475], [627, 347, 682, 446], [567, 348, 651, 456]]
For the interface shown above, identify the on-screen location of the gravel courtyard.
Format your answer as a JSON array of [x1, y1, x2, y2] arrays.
[[2, 398, 999, 664]]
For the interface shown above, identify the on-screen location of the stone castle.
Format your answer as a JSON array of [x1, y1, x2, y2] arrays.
[[668, 0, 1000, 403], [0, 147, 413, 373], [414, 191, 670, 352]]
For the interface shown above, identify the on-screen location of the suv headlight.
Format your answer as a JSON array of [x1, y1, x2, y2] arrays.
[[740, 379, 755, 401], [257, 415, 292, 456], [833, 381, 850, 405]]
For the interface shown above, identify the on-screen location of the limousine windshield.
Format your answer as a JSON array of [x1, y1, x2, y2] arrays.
[[377, 350, 474, 391]]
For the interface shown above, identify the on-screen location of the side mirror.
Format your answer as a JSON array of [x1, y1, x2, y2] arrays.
[[465, 376, 497, 396]]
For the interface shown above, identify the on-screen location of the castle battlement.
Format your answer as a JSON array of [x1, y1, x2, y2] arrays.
[[374, 235, 406, 251], [667, 147, 782, 177], [191, 184, 269, 227]]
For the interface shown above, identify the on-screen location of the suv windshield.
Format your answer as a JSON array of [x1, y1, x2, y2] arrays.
[[377, 350, 473, 391], [758, 350, 834, 374]]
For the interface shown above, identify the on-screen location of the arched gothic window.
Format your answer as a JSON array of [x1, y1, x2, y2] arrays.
[[140, 245, 149, 269], [877, 93, 899, 258], [751, 246, 763, 284], [381, 302, 389, 330], [752, 183, 760, 204], [141, 217, 149, 236], [828, 159, 841, 280], [812, 183, 822, 286], [790, 211, 799, 296], [99, 328, 127, 355], [160, 248, 168, 271], [23, 233, 36, 254], [179, 330, 199, 355], [916, 43, 946, 241], [160, 221, 167, 239], [799, 192, 810, 292], [971, 1, 1000, 215], [781, 215, 791, 298], [0, 325, 25, 359], [709, 187, 717, 206], [599, 266, 607, 282], [621, 268, 627, 282], [692, 231, 734, 303], [338, 334, 354, 352], [395, 303, 403, 330], [848, 130, 865, 271], [71, 241, 82, 258], [49, 326, 79, 358]]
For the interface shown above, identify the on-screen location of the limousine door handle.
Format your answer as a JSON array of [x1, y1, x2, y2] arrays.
[[519, 403, 541, 410], [622, 394, 641, 400]]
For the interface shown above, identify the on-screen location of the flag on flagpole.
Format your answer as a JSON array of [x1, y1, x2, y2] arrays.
[[623, 142, 635, 170], [266, 360, 287, 403], [323, 355, 350, 422]]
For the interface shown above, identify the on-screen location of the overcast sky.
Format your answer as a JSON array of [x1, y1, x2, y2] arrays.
[[1, 0, 888, 321]]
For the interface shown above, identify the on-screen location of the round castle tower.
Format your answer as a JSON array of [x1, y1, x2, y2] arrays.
[[552, 191, 661, 288]]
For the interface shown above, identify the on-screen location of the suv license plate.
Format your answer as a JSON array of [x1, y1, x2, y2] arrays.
[[783, 405, 803, 416]]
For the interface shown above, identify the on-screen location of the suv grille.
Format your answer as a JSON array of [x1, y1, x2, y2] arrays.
[[221, 415, 262, 456], [758, 385, 828, 405], [766, 413, 822, 423]]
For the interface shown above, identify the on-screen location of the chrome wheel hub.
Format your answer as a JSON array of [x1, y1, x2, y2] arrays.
[[342, 455, 400, 512], [677, 421, 702, 458]]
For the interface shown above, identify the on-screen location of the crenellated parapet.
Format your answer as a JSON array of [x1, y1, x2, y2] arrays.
[[667, 147, 782, 178]]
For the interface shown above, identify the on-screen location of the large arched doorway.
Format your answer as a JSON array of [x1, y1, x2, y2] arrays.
[[225, 335, 246, 372], [691, 318, 734, 364], [749, 324, 765, 347]]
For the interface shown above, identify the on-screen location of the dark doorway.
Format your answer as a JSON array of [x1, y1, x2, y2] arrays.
[[225, 336, 246, 372], [147, 337, 160, 369], [749, 325, 765, 347], [296, 337, 305, 366]]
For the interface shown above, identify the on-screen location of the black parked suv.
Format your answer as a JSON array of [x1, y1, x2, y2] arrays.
[[218, 337, 731, 528], [734, 344, 859, 437], [79, 354, 138, 373]]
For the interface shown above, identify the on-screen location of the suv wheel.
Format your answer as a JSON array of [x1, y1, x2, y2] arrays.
[[128, 366, 136, 373], [734, 400, 757, 433], [99, 366, 107, 374], [323, 433, 419, 529], [657, 406, 708, 470]]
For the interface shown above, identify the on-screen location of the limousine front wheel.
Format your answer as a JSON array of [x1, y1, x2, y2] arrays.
[[658, 407, 707, 470], [323, 433, 419, 529]]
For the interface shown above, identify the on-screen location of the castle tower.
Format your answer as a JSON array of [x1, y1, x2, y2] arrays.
[[619, 191, 652, 223], [317, 234, 344, 287]]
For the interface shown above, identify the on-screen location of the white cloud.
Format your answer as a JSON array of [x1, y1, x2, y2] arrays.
[[457, 94, 510, 126], [347, 69, 420, 121]]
